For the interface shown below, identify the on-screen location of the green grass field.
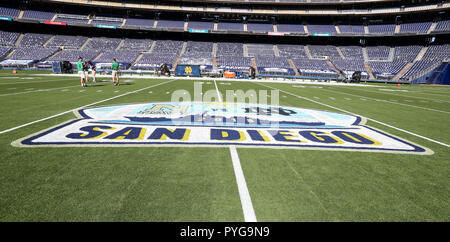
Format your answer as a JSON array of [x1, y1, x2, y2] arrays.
[[0, 71, 449, 221]]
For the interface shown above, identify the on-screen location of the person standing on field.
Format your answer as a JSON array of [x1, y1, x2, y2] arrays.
[[88, 61, 96, 83], [111, 58, 119, 86], [83, 61, 89, 83], [77, 56, 86, 87]]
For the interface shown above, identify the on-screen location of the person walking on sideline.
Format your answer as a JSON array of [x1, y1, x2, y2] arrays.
[[112, 58, 119, 86]]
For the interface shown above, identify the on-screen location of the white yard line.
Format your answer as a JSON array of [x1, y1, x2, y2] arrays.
[[213, 80, 224, 102], [337, 86, 450, 103], [411, 88, 450, 95], [0, 78, 75, 85], [417, 91, 450, 97], [214, 80, 257, 222], [229, 145, 258, 222], [0, 80, 175, 135], [0, 85, 80, 97], [323, 88, 450, 115], [257, 82, 450, 148]]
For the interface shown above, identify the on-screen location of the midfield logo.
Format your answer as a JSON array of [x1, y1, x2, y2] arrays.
[[13, 102, 432, 155]]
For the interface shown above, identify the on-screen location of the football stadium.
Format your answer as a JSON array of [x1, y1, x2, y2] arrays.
[[0, 0, 449, 226]]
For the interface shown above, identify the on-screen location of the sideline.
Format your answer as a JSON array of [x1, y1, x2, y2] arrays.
[[37, 73, 376, 87]]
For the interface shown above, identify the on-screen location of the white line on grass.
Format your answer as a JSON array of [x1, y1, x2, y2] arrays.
[[213, 80, 224, 102], [257, 82, 450, 148], [0, 85, 80, 97], [323, 88, 450, 115], [0, 78, 76, 85], [417, 91, 450, 97], [394, 88, 450, 96], [337, 86, 450, 103], [214, 80, 257, 222], [0, 80, 175, 135], [229, 146, 257, 222]]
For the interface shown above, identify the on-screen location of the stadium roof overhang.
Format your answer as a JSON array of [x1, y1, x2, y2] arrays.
[[28, 0, 450, 17]]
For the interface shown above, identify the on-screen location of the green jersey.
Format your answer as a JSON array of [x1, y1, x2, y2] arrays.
[[77, 60, 83, 71], [112, 62, 119, 70]]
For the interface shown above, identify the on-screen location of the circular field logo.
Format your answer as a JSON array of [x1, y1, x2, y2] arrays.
[[78, 102, 361, 128], [14, 102, 432, 155]]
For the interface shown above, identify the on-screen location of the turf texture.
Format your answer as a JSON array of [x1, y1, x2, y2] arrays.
[[0, 72, 448, 221]]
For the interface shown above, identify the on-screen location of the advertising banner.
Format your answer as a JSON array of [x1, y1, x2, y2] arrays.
[[176, 65, 201, 77]]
